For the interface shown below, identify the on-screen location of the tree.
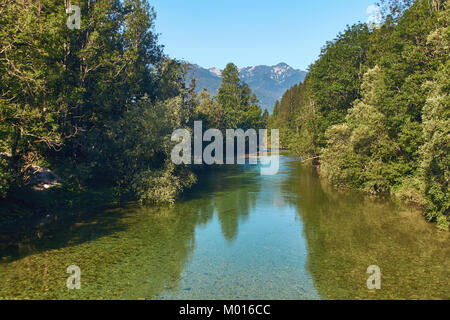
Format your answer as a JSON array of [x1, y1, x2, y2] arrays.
[[195, 89, 224, 129], [217, 63, 242, 129], [273, 0, 449, 228], [322, 66, 396, 193], [307, 24, 371, 147], [262, 109, 269, 127], [108, 95, 196, 204], [0, 0, 198, 205], [0, 0, 66, 188], [217, 63, 263, 130], [420, 63, 449, 229]]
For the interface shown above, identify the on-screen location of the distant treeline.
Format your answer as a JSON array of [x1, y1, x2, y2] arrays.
[[0, 0, 265, 213], [269, 0, 448, 229]]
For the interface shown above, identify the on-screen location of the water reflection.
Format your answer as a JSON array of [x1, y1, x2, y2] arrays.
[[192, 165, 260, 242], [0, 165, 267, 299], [0, 157, 448, 299], [282, 161, 450, 300]]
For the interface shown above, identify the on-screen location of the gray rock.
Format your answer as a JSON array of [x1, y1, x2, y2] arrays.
[[30, 166, 62, 190]]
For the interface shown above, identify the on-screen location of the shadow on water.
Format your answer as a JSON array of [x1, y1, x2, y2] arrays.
[[0, 164, 260, 262], [0, 205, 127, 264], [0, 163, 263, 299]]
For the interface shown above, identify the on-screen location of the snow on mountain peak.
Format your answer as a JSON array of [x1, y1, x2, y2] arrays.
[[271, 63, 293, 80], [209, 68, 222, 77], [208, 63, 296, 80], [188, 63, 307, 114]]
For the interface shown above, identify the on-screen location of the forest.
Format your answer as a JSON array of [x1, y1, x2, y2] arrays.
[[0, 0, 265, 226], [0, 0, 447, 231], [1, 0, 449, 303], [269, 0, 448, 229]]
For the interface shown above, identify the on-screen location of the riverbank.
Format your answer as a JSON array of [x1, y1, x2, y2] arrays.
[[298, 155, 446, 231], [0, 165, 213, 234], [2, 156, 443, 237], [1, 155, 448, 300]]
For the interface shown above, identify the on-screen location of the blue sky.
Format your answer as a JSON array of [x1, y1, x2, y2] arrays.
[[151, 0, 378, 71]]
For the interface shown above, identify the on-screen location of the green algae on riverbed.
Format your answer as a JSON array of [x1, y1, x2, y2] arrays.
[[0, 157, 449, 299]]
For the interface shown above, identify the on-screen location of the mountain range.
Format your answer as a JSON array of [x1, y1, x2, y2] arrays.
[[186, 63, 307, 114]]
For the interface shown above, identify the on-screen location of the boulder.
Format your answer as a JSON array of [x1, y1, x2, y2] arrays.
[[30, 166, 62, 190]]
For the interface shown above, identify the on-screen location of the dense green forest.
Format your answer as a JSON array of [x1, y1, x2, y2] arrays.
[[269, 0, 449, 229], [0, 0, 264, 225], [0, 0, 447, 231]]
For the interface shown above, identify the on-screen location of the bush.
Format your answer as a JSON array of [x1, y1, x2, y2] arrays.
[[132, 163, 196, 205]]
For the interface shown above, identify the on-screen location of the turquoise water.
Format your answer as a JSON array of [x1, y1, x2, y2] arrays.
[[0, 156, 449, 299], [161, 158, 319, 299]]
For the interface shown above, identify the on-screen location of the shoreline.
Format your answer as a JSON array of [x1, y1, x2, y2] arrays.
[[0, 156, 444, 238]]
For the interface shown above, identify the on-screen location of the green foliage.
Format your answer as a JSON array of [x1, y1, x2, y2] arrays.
[[107, 95, 195, 203], [132, 162, 197, 205], [216, 63, 264, 130], [0, 1, 268, 213], [269, 23, 372, 156], [307, 24, 371, 147], [0, 0, 66, 186], [322, 67, 397, 193], [269, 81, 319, 156], [0, 1, 197, 208], [420, 62, 449, 229], [271, 0, 449, 228], [195, 89, 224, 129]]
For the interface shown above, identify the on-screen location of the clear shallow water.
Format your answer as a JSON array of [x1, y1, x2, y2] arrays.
[[0, 156, 449, 299]]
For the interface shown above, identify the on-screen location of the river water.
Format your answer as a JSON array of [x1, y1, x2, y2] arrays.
[[0, 156, 449, 299]]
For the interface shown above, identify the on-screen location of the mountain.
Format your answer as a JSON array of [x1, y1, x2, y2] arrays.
[[186, 63, 307, 114]]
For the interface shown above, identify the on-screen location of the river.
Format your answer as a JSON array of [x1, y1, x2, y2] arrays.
[[0, 156, 449, 299]]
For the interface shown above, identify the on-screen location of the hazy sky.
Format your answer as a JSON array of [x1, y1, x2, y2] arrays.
[[151, 0, 378, 70]]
